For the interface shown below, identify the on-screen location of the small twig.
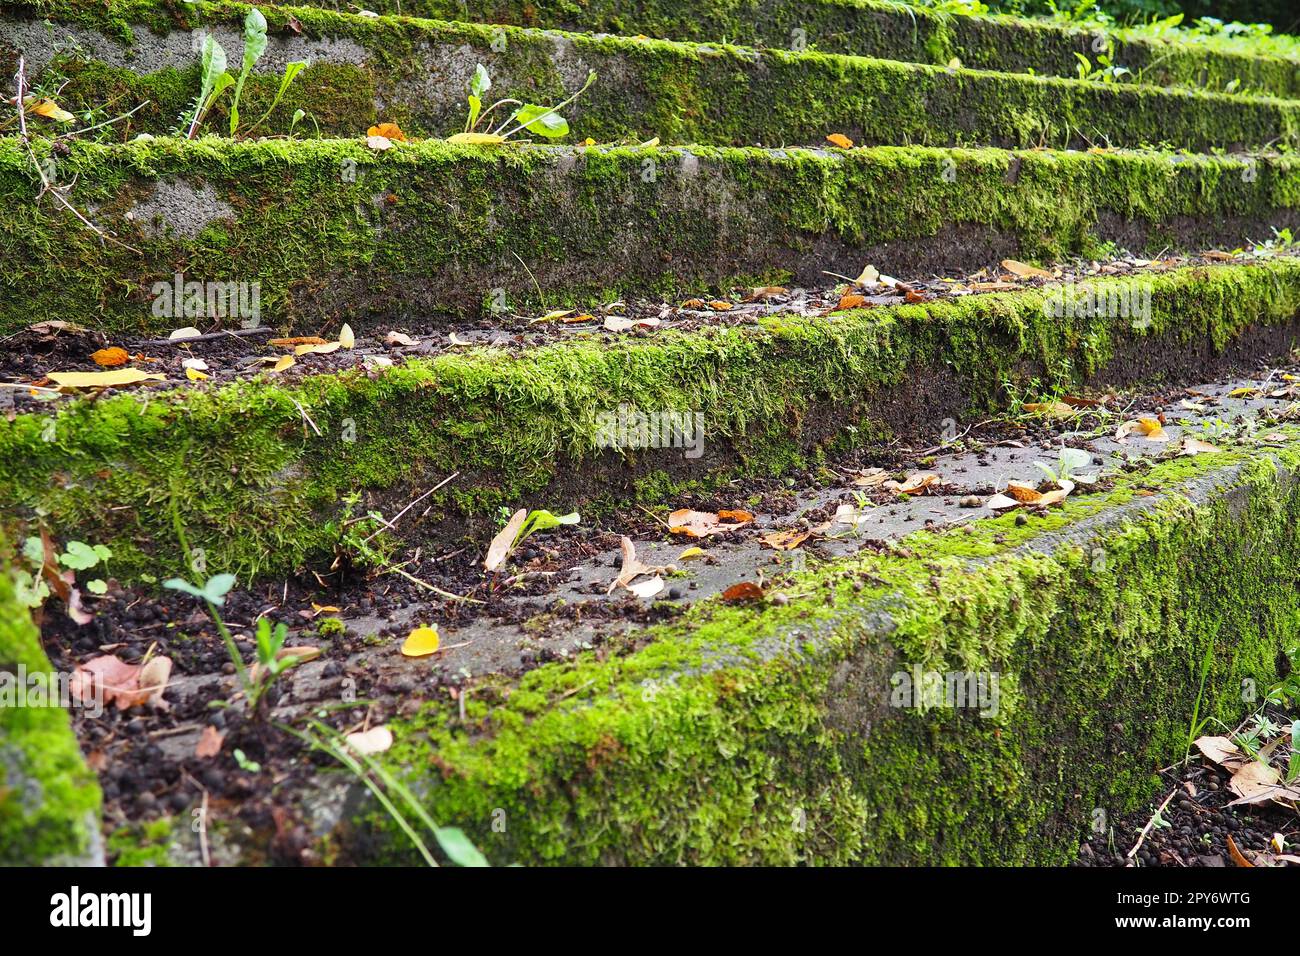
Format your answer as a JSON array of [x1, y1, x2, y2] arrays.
[[360, 472, 458, 545], [1127, 789, 1177, 860], [198, 789, 211, 868], [290, 398, 322, 437], [131, 327, 275, 347], [386, 565, 484, 604], [556, 679, 595, 701], [15, 57, 140, 253], [62, 100, 149, 139], [501, 569, 560, 587], [510, 251, 546, 310]]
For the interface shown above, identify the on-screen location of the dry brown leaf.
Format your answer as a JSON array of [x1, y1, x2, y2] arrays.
[[1181, 437, 1222, 456], [270, 336, 326, 347], [195, 724, 225, 759], [70, 653, 172, 711], [1001, 259, 1053, 279], [607, 536, 669, 593], [626, 576, 665, 599], [484, 508, 527, 571], [760, 529, 811, 551], [836, 293, 867, 310], [884, 472, 940, 496], [345, 725, 394, 755], [668, 509, 752, 538], [852, 468, 890, 488], [1228, 759, 1281, 802], [721, 582, 765, 603], [1194, 735, 1246, 768], [604, 316, 660, 332]]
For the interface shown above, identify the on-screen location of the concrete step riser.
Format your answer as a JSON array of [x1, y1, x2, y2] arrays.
[[4, 138, 1298, 336]]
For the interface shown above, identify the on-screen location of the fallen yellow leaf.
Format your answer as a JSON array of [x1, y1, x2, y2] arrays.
[[295, 341, 341, 355], [826, 133, 854, 149], [185, 366, 209, 381], [27, 98, 75, 122], [447, 132, 507, 145], [47, 368, 166, 389], [338, 324, 355, 349], [401, 625, 441, 657], [272, 355, 295, 373]]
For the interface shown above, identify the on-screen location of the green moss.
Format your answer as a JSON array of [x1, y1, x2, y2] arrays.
[[2, 136, 1299, 337], [7, 2, 1300, 150], [0, 537, 102, 865], [361, 442, 1300, 864], [106, 816, 178, 866], [12, 0, 1300, 98], [3, 260, 1299, 587]]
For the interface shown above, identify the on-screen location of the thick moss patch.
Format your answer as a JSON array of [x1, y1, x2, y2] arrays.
[[12, 0, 1300, 98], [5, 3, 1300, 151], [365, 444, 1300, 864], [0, 539, 102, 865], [2, 260, 1299, 587], [3, 137, 1300, 335]]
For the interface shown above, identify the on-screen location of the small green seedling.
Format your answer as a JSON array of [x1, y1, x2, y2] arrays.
[[185, 8, 306, 138], [450, 64, 595, 144], [1035, 446, 1097, 486], [1286, 720, 1300, 784], [515, 509, 580, 544], [164, 573, 309, 717], [484, 508, 580, 571], [13, 534, 112, 615], [232, 749, 261, 773]]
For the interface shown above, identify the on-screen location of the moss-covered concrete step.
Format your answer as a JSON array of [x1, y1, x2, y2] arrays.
[[0, 539, 103, 865], [6, 3, 1300, 151], [16, 0, 1300, 98], [4, 258, 1300, 590], [85, 365, 1300, 865], [357, 433, 1300, 864], [5, 137, 1300, 336]]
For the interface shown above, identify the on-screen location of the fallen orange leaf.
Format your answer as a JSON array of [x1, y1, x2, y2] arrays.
[[826, 133, 854, 149], [368, 122, 407, 141], [91, 347, 129, 367], [721, 582, 765, 603]]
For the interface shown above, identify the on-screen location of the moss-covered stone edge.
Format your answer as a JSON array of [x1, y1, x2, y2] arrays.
[[11, 0, 1300, 98], [3, 259, 1299, 589], [4, 136, 1300, 335], [360, 442, 1300, 865], [0, 537, 103, 865], [5, 2, 1299, 152]]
